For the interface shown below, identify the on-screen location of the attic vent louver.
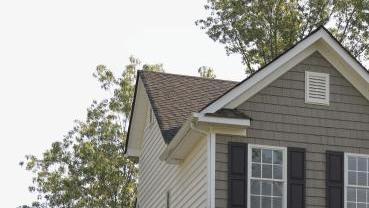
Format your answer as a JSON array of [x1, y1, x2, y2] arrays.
[[305, 71, 330, 105]]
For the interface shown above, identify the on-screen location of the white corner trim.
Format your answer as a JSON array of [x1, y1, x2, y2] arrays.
[[197, 116, 251, 127], [207, 130, 216, 208], [344, 152, 348, 208]]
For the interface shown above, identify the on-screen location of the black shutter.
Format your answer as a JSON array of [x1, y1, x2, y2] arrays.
[[288, 147, 305, 208], [326, 151, 344, 208], [228, 142, 248, 208]]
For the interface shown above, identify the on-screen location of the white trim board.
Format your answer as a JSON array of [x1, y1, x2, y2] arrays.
[[200, 28, 369, 114], [207, 131, 216, 208], [197, 115, 251, 127]]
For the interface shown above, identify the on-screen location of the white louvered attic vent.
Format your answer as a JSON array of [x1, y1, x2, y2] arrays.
[[305, 71, 330, 105]]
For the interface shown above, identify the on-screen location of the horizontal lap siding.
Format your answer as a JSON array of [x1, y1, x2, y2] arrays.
[[139, 111, 208, 208], [215, 52, 369, 208]]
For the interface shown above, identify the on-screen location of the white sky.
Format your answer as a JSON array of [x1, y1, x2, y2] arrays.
[[0, 0, 245, 207]]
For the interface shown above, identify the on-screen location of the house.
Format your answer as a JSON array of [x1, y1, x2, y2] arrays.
[[125, 27, 369, 208]]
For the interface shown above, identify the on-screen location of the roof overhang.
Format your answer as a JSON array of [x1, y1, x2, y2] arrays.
[[201, 27, 369, 114], [159, 113, 251, 164]]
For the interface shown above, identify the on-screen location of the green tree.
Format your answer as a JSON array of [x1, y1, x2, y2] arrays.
[[197, 0, 369, 74], [19, 56, 163, 208], [198, 66, 216, 79]]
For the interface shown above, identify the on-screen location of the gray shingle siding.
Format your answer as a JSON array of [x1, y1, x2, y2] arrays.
[[215, 52, 369, 208]]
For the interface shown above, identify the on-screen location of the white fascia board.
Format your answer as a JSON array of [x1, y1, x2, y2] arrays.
[[320, 32, 369, 84], [200, 29, 325, 113], [316, 39, 369, 101], [201, 28, 369, 113], [197, 115, 250, 127]]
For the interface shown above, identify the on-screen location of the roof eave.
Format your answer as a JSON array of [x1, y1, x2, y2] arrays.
[[159, 113, 251, 164]]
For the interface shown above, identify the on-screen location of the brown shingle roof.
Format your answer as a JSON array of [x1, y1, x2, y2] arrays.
[[205, 109, 251, 119], [139, 71, 238, 143]]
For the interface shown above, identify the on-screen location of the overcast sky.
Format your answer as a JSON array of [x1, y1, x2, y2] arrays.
[[0, 0, 245, 207]]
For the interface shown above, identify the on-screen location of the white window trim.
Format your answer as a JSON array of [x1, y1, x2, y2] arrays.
[[305, 71, 330, 106], [344, 152, 369, 208], [247, 144, 288, 208]]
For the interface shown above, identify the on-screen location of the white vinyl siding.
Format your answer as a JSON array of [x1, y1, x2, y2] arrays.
[[305, 71, 330, 105], [138, 95, 208, 208]]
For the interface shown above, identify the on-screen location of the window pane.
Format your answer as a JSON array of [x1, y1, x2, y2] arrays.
[[349, 171, 357, 185], [348, 157, 357, 171], [251, 196, 260, 208], [251, 180, 261, 195], [253, 149, 261, 163], [262, 149, 273, 163], [273, 182, 283, 197], [347, 202, 356, 208], [359, 157, 368, 171], [272, 198, 282, 208], [252, 164, 261, 178], [273, 165, 283, 179], [262, 165, 273, 179], [358, 172, 368, 186], [358, 189, 366, 203], [347, 187, 356, 202], [261, 196, 271, 208], [273, 150, 283, 165], [358, 203, 366, 208], [262, 181, 272, 196]]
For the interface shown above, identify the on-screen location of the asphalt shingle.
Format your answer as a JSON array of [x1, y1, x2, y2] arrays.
[[139, 71, 238, 143]]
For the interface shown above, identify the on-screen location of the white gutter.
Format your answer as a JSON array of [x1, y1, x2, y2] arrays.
[[159, 117, 208, 162], [159, 113, 251, 163]]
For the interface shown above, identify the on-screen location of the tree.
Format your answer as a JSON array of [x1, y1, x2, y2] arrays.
[[198, 66, 216, 79], [196, 0, 369, 74], [19, 56, 163, 208]]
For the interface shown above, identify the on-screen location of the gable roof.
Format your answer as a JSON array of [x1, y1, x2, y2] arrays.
[[126, 26, 369, 156], [139, 71, 237, 143], [200, 26, 369, 113]]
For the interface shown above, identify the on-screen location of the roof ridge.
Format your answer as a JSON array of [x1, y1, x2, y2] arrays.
[[138, 70, 239, 84]]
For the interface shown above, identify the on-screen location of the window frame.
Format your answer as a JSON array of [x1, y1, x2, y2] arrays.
[[344, 153, 369, 208], [247, 144, 288, 208]]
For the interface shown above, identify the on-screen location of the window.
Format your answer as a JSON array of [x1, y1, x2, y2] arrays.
[[248, 145, 287, 208], [345, 153, 369, 208], [305, 71, 330, 105]]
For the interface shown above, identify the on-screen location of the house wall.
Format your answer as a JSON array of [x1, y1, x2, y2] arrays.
[[215, 52, 369, 208], [138, 94, 208, 208]]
